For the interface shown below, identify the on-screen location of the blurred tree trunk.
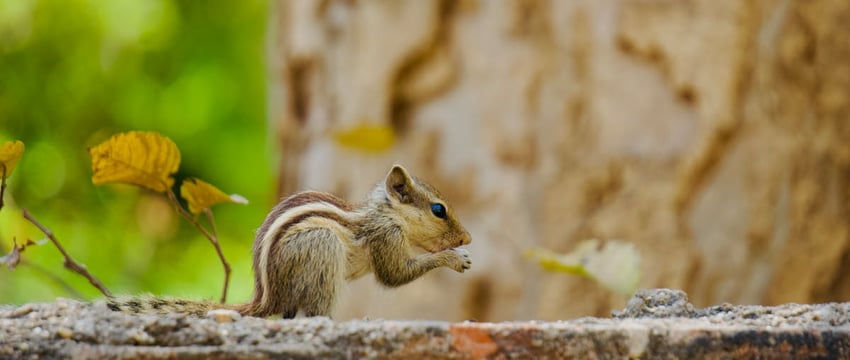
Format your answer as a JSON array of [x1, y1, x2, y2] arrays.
[[266, 0, 850, 321]]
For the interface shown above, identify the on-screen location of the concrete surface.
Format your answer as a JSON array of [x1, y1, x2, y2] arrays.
[[1, 289, 848, 359]]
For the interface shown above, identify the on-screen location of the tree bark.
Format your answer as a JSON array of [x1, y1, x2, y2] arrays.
[[266, 0, 850, 321]]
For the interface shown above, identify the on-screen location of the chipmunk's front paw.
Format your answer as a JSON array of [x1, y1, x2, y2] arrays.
[[447, 248, 472, 273]]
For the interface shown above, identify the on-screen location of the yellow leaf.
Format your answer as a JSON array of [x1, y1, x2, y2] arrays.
[[526, 239, 642, 295], [180, 178, 248, 215], [88, 131, 181, 193], [333, 124, 395, 153], [524, 247, 588, 276], [0, 140, 25, 179]]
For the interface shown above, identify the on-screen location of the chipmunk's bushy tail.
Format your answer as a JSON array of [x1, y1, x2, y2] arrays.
[[106, 295, 237, 317]]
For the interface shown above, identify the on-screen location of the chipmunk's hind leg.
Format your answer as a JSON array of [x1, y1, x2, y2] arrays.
[[277, 228, 346, 318]]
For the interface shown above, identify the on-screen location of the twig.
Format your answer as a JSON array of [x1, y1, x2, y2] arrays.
[[0, 239, 85, 299], [0, 165, 7, 212], [166, 190, 215, 239], [22, 209, 113, 298], [204, 208, 230, 304], [166, 190, 231, 304]]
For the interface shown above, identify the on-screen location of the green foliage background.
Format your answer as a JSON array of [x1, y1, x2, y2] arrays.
[[0, 0, 271, 304]]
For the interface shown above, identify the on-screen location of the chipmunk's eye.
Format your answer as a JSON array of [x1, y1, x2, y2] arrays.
[[430, 203, 447, 219]]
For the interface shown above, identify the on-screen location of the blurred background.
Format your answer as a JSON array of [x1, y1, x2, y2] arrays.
[[2, 0, 850, 322], [0, 0, 270, 305]]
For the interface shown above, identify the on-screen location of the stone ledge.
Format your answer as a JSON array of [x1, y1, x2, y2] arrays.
[[2, 289, 849, 359]]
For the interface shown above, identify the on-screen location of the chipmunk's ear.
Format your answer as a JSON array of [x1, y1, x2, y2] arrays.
[[385, 164, 414, 203]]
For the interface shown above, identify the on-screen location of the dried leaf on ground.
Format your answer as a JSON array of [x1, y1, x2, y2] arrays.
[[0, 140, 25, 178], [180, 178, 248, 215], [89, 131, 181, 193], [0, 238, 39, 270], [526, 239, 642, 295]]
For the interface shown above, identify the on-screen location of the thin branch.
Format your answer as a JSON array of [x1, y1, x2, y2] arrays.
[[166, 190, 231, 304], [0, 165, 7, 212], [22, 209, 113, 298], [166, 190, 215, 239], [204, 208, 230, 304]]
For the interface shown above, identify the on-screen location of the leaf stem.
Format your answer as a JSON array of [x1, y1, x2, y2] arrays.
[[21, 209, 113, 298], [204, 208, 219, 238], [167, 190, 231, 304]]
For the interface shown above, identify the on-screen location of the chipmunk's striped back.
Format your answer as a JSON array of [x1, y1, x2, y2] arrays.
[[243, 190, 366, 317]]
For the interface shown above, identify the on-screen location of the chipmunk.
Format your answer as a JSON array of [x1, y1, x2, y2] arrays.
[[108, 164, 472, 318]]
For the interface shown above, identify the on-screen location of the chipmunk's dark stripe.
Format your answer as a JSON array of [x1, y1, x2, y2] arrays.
[[257, 191, 354, 241], [265, 209, 357, 273], [267, 210, 357, 265], [278, 211, 357, 235]]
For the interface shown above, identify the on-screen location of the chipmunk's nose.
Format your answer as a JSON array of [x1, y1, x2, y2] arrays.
[[459, 230, 472, 246]]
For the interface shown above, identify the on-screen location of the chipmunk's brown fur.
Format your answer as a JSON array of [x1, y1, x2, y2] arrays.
[[108, 164, 471, 318]]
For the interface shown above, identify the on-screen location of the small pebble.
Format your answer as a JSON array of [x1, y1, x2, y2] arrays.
[[128, 330, 154, 345], [56, 327, 74, 339], [207, 309, 241, 323], [9, 304, 34, 318]]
